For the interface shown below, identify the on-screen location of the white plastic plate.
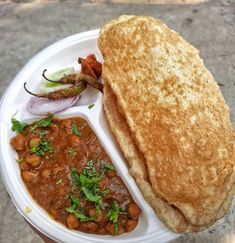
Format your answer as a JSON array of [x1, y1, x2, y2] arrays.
[[0, 29, 179, 243]]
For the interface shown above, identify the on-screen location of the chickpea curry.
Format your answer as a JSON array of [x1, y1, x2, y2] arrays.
[[10, 114, 141, 235]]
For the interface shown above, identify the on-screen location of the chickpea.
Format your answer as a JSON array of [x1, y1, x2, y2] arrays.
[[118, 225, 125, 235], [88, 208, 106, 224], [61, 120, 72, 128], [50, 208, 58, 217], [19, 161, 29, 171], [49, 124, 58, 133], [98, 178, 106, 190], [66, 214, 80, 229], [106, 170, 116, 178], [22, 171, 37, 182], [77, 164, 83, 174], [10, 134, 25, 151], [128, 203, 141, 220], [106, 223, 115, 235], [41, 168, 52, 179], [106, 223, 124, 235], [31, 160, 41, 167], [57, 186, 67, 196], [25, 154, 41, 166], [80, 222, 98, 233], [61, 120, 72, 133], [88, 208, 96, 217], [29, 137, 40, 148], [67, 134, 80, 147], [52, 166, 63, 176], [125, 219, 138, 232]]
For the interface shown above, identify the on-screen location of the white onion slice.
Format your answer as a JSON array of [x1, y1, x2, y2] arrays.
[[26, 95, 80, 115]]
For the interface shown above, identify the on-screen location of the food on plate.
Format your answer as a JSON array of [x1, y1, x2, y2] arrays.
[[99, 15, 235, 232], [26, 96, 80, 116], [25, 54, 103, 115], [79, 54, 102, 79], [24, 81, 86, 100], [10, 114, 141, 235]]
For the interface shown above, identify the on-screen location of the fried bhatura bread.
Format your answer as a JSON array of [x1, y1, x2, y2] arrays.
[[103, 82, 202, 233], [103, 81, 235, 232], [98, 15, 235, 227]]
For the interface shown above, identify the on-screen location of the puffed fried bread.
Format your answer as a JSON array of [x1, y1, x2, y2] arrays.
[[99, 15, 235, 231]]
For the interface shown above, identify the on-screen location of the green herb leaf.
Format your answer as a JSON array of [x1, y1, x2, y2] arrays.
[[72, 123, 83, 137], [56, 178, 63, 185], [11, 118, 26, 133], [16, 158, 23, 163], [105, 163, 116, 171], [70, 162, 104, 206], [88, 160, 94, 167], [33, 129, 48, 137], [98, 168, 106, 180], [30, 113, 53, 132], [108, 202, 120, 234], [67, 192, 80, 208], [35, 113, 53, 127], [30, 140, 53, 156], [114, 223, 119, 234], [65, 207, 95, 222], [88, 104, 95, 109], [79, 174, 91, 186], [71, 167, 80, 191], [95, 204, 101, 214], [67, 148, 77, 156], [119, 206, 128, 215], [102, 188, 110, 196], [81, 186, 102, 205]]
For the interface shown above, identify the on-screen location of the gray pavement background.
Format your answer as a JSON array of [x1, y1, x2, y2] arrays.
[[0, 0, 235, 242]]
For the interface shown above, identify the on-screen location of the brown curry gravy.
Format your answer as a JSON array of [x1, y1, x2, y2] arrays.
[[10, 117, 141, 235]]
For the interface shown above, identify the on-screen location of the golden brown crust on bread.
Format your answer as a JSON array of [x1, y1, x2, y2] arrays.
[[103, 81, 235, 232], [103, 82, 202, 232], [99, 15, 235, 227]]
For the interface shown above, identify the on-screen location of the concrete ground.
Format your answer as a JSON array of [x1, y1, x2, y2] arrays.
[[0, 0, 235, 242]]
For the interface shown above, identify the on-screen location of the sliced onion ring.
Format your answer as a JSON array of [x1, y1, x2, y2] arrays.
[[26, 95, 80, 115]]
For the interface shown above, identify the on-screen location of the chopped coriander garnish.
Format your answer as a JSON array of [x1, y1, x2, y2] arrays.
[[56, 178, 63, 185], [88, 104, 95, 109], [11, 117, 26, 133], [33, 129, 48, 137], [81, 186, 102, 205], [108, 202, 120, 234], [65, 207, 95, 222], [105, 163, 116, 171], [95, 204, 101, 214], [102, 188, 110, 196], [70, 164, 103, 206], [16, 158, 23, 163], [72, 123, 83, 137], [67, 192, 80, 208], [67, 148, 77, 156], [35, 113, 53, 127], [66, 192, 95, 222], [30, 113, 53, 132], [88, 160, 94, 167], [30, 140, 53, 156], [119, 207, 128, 215], [71, 167, 80, 191], [98, 168, 106, 180], [114, 223, 119, 235]]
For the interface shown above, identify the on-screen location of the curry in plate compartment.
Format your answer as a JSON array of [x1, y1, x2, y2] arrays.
[[10, 115, 141, 235]]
